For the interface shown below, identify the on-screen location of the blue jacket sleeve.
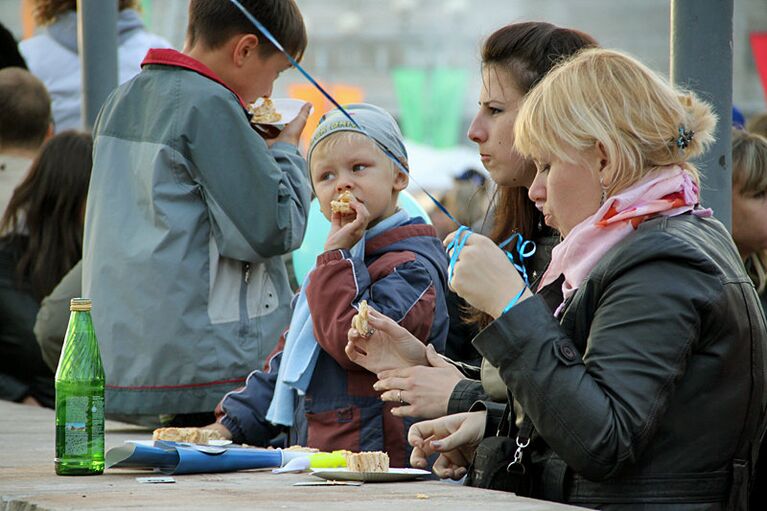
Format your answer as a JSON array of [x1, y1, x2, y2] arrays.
[[218, 349, 286, 445]]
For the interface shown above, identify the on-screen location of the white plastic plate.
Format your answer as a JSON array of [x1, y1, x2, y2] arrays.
[[250, 98, 308, 127], [310, 467, 431, 483]]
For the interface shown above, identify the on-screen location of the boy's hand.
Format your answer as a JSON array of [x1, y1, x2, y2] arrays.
[[324, 199, 370, 251], [269, 103, 312, 147]]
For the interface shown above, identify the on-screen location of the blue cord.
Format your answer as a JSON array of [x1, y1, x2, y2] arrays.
[[229, 0, 535, 311], [502, 285, 527, 315], [228, 0, 459, 225]]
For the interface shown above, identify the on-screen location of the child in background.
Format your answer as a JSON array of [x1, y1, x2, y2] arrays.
[[209, 104, 449, 468]]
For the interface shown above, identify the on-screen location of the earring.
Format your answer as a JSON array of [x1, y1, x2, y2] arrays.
[[599, 177, 608, 206]]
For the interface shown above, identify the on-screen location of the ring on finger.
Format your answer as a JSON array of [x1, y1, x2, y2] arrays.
[[398, 390, 405, 405]]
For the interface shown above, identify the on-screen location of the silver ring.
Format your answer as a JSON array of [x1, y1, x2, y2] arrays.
[[398, 390, 405, 405]]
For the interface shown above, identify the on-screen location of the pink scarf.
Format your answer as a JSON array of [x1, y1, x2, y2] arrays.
[[537, 165, 710, 316]]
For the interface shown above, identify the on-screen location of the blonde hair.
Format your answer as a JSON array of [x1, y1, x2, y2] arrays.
[[731, 128, 767, 293], [747, 112, 767, 139], [514, 48, 717, 195]]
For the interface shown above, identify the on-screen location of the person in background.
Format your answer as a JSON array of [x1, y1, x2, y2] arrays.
[[748, 112, 767, 139], [430, 168, 491, 367], [0, 67, 52, 216], [0, 22, 27, 70], [731, 128, 767, 313], [82, 0, 311, 426], [19, 0, 172, 132], [33, 261, 80, 372], [0, 131, 92, 408], [431, 168, 491, 241]]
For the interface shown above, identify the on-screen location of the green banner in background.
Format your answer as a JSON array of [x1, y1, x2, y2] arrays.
[[431, 68, 468, 148], [393, 67, 468, 148], [393, 68, 428, 144], [140, 0, 153, 30]]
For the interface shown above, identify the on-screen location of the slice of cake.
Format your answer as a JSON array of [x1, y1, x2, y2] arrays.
[[249, 97, 282, 124], [351, 300, 373, 337], [330, 190, 355, 214], [152, 427, 225, 444], [344, 451, 389, 473]]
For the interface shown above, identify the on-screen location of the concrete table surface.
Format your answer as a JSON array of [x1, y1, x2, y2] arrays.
[[0, 401, 584, 511]]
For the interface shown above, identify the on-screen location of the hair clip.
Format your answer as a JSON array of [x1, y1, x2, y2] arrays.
[[676, 126, 695, 150]]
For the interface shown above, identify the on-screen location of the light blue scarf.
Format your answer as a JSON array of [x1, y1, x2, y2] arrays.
[[266, 210, 410, 426]]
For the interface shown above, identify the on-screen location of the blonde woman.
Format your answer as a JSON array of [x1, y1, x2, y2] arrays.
[[348, 49, 767, 509], [732, 128, 767, 314]]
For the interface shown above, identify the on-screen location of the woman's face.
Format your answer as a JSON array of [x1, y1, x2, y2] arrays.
[[528, 147, 603, 237], [467, 65, 534, 188], [732, 184, 767, 258]]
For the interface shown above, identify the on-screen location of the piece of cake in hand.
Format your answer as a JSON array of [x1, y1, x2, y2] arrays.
[[152, 427, 225, 444], [249, 97, 282, 124], [345, 451, 390, 473], [351, 300, 373, 337], [330, 190, 355, 214]]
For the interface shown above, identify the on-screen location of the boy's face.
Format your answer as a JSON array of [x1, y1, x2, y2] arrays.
[[226, 34, 292, 103], [311, 134, 408, 225], [240, 50, 291, 103]]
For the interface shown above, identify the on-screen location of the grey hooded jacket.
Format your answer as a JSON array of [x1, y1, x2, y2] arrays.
[[82, 54, 311, 416]]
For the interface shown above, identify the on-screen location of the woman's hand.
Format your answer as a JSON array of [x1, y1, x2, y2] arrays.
[[408, 411, 487, 479], [444, 231, 531, 318], [373, 344, 465, 419], [345, 308, 428, 373], [324, 199, 370, 251]]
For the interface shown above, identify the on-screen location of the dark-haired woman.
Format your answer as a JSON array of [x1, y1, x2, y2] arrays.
[[365, 22, 598, 421], [0, 131, 92, 407]]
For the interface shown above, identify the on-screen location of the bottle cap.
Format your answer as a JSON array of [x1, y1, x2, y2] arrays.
[[70, 298, 92, 311]]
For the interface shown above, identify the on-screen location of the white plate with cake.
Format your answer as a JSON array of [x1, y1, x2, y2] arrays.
[[248, 97, 308, 128], [311, 451, 430, 482], [310, 467, 431, 483]]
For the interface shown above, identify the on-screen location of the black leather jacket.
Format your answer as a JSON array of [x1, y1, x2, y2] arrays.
[[474, 214, 767, 510]]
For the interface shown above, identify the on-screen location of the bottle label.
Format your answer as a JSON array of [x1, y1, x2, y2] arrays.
[[63, 395, 104, 456]]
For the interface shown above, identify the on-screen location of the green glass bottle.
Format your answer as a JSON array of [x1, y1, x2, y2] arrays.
[[55, 298, 105, 475]]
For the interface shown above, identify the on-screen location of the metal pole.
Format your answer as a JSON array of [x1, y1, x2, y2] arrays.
[[77, 0, 118, 132], [670, 0, 733, 230]]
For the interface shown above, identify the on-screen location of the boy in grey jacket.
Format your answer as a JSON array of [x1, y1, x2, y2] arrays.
[[82, 0, 311, 422]]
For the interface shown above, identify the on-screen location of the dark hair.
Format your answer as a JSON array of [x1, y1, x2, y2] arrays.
[[33, 0, 140, 25], [187, 0, 307, 61], [471, 22, 598, 327], [0, 22, 27, 70], [1, 131, 92, 300], [0, 68, 51, 151]]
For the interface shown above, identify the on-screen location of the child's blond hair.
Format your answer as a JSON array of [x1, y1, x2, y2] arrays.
[[732, 128, 767, 293], [514, 48, 717, 195], [309, 131, 398, 176]]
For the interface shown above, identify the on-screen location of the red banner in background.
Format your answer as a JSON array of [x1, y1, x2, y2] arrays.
[[752, 33, 767, 102]]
